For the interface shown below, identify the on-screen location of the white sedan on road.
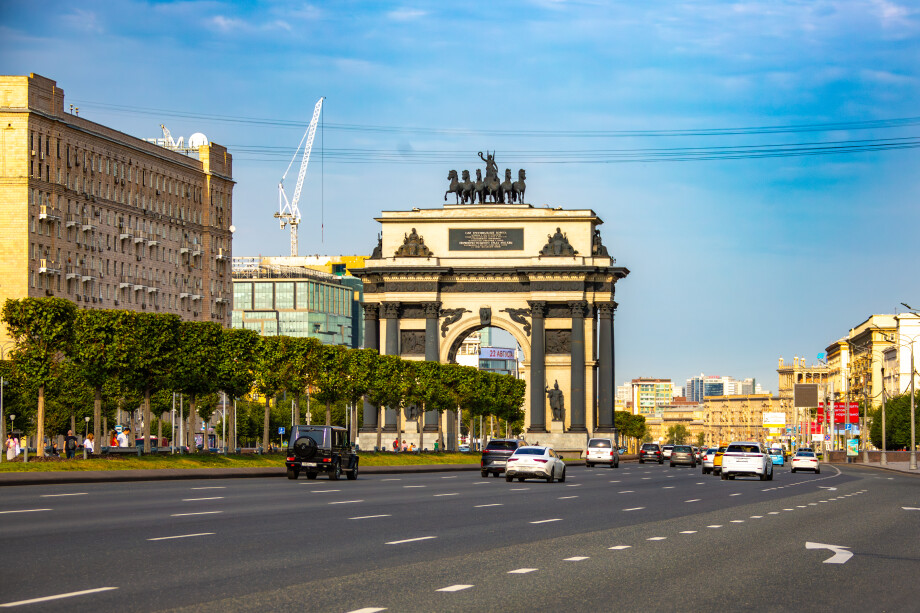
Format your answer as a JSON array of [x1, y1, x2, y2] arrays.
[[720, 441, 773, 481], [791, 450, 820, 474], [505, 446, 567, 483]]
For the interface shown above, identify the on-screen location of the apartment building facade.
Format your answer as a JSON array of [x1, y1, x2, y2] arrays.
[[0, 73, 234, 344]]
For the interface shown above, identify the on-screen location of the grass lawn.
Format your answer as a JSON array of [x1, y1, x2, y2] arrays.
[[0, 451, 481, 473]]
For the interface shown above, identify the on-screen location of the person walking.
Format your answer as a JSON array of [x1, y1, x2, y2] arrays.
[[83, 433, 94, 454], [116, 428, 128, 448], [64, 430, 78, 459], [5, 434, 15, 461]]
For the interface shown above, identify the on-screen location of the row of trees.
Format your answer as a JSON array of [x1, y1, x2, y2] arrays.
[[868, 390, 920, 449], [1, 298, 525, 456]]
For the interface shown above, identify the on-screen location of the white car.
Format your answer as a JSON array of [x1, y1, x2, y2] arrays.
[[701, 448, 717, 474], [720, 441, 773, 481], [585, 437, 619, 468], [791, 450, 820, 474], [505, 446, 566, 483], [662, 445, 674, 460]]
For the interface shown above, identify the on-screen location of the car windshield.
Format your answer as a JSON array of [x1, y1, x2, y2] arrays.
[[770, 450, 783, 455], [486, 441, 519, 451], [514, 448, 546, 456], [293, 428, 325, 446], [588, 439, 611, 448], [726, 444, 761, 453], [796, 452, 816, 458], [674, 446, 692, 452], [642, 444, 658, 450]]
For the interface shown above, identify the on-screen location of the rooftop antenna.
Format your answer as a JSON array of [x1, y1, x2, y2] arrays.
[[276, 97, 324, 257]]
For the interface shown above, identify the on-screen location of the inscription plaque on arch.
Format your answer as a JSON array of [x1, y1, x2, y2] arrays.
[[449, 228, 524, 251]]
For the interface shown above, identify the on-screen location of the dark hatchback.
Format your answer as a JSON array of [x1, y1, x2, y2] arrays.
[[670, 444, 696, 467], [639, 443, 663, 464]]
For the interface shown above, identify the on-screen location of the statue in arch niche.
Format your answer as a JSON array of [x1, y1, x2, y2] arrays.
[[546, 380, 565, 421]]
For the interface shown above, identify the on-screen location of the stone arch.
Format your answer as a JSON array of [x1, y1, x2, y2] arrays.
[[441, 315, 530, 365]]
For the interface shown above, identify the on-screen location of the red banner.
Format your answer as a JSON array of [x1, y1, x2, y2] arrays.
[[818, 402, 859, 424]]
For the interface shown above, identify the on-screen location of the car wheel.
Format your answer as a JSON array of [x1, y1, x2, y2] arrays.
[[639, 459, 644, 464], [481, 471, 489, 478], [614, 460, 619, 468], [493, 472, 500, 478], [759, 471, 766, 481], [287, 468, 299, 480], [658, 459, 663, 464], [330, 460, 341, 481], [546, 468, 554, 483], [670, 462, 675, 467], [505, 474, 513, 482], [721, 470, 728, 480], [791, 467, 796, 473], [815, 467, 820, 474], [767, 468, 774, 481], [347, 459, 359, 481], [559, 467, 566, 482], [518, 476, 525, 482], [306, 472, 317, 479]]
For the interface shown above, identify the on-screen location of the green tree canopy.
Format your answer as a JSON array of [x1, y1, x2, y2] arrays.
[[869, 390, 920, 449]]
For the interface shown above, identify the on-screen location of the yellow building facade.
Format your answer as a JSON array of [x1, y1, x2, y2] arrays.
[[702, 394, 786, 447], [0, 73, 235, 346]]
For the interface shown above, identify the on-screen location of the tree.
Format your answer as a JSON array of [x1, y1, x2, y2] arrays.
[[285, 337, 322, 427], [71, 309, 121, 454], [312, 344, 350, 427], [2, 297, 76, 456], [217, 328, 260, 451], [342, 348, 378, 442], [869, 390, 920, 449], [441, 364, 480, 451], [615, 411, 647, 451], [410, 360, 451, 452], [254, 336, 286, 450], [666, 424, 690, 445], [170, 320, 222, 452], [366, 355, 409, 451], [696, 431, 706, 448]]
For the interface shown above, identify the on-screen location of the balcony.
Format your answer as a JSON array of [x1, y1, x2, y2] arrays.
[[39, 206, 61, 222], [80, 269, 96, 283], [80, 217, 96, 232], [216, 248, 228, 261], [118, 274, 132, 289], [132, 279, 145, 291], [132, 230, 147, 244], [38, 259, 61, 275], [146, 286, 158, 294], [147, 232, 159, 247], [181, 241, 202, 257], [65, 214, 79, 228], [179, 292, 190, 299], [65, 265, 80, 280]]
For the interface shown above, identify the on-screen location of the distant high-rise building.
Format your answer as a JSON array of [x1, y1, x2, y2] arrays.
[[629, 378, 673, 416]]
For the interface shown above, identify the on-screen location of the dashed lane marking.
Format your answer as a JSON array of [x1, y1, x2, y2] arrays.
[[147, 533, 214, 541], [437, 585, 473, 592], [680, 530, 697, 534], [309, 490, 341, 493], [510, 488, 530, 491], [0, 587, 119, 608], [475, 504, 503, 508], [171, 511, 223, 517], [647, 537, 667, 541], [623, 507, 645, 512], [768, 511, 780, 515], [329, 500, 364, 505], [441, 476, 458, 479], [609, 545, 631, 550], [530, 519, 562, 524], [386, 536, 437, 545], [618, 490, 635, 494], [729, 493, 741, 497], [707, 525, 722, 528], [434, 493, 459, 497], [565, 484, 582, 487], [190, 487, 225, 490], [565, 556, 589, 561], [403, 486, 426, 489], [750, 515, 763, 518], [663, 486, 675, 489], [730, 520, 744, 523], [350, 515, 391, 520], [40, 493, 87, 497], [685, 499, 701, 503], [558, 496, 578, 500], [0, 509, 52, 515], [346, 608, 387, 613], [609, 480, 621, 483], [508, 568, 538, 574], [381, 478, 401, 481], [181, 497, 224, 502]]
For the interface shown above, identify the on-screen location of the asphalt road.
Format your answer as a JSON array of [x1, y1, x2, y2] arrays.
[[0, 462, 917, 612]]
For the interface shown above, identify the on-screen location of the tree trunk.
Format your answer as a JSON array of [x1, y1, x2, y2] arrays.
[[293, 394, 300, 426], [418, 402, 425, 453], [228, 396, 235, 452], [325, 400, 332, 426], [93, 387, 102, 456], [189, 394, 198, 452], [395, 405, 402, 453], [376, 405, 383, 451], [262, 395, 270, 450], [157, 415, 162, 448], [37, 385, 46, 457], [437, 411, 444, 452], [143, 387, 152, 453]]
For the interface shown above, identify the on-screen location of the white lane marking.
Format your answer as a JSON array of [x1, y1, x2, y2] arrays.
[[806, 541, 853, 564], [680, 530, 697, 534], [475, 503, 503, 508], [819, 486, 837, 491], [473, 482, 489, 485], [819, 500, 828, 503], [510, 488, 530, 491], [40, 493, 87, 498], [623, 507, 645, 512], [147, 533, 214, 541], [346, 608, 387, 613], [508, 568, 538, 574], [609, 480, 621, 483], [0, 587, 118, 608], [696, 482, 705, 485], [403, 485, 426, 489], [768, 511, 780, 515], [530, 518, 562, 524], [329, 500, 364, 505], [437, 585, 473, 592], [565, 483, 582, 487], [662, 486, 675, 489], [565, 556, 589, 561], [707, 525, 722, 528], [750, 515, 763, 519], [618, 490, 634, 494], [685, 499, 701, 503], [558, 496, 578, 500], [381, 478, 401, 481], [441, 476, 458, 479], [903, 507, 920, 511], [434, 493, 459, 497], [796, 505, 807, 508], [729, 493, 741, 497], [730, 520, 744, 523], [386, 536, 437, 545], [647, 537, 667, 541], [310, 490, 341, 493], [171, 511, 223, 517], [0, 509, 52, 515], [641, 477, 651, 480], [181, 497, 224, 502], [784, 509, 795, 511], [350, 515, 391, 520], [808, 503, 818, 506], [190, 486, 226, 490], [609, 545, 631, 550]]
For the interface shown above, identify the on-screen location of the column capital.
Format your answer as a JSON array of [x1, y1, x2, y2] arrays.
[[423, 301, 442, 318], [381, 301, 401, 319], [597, 301, 618, 317], [568, 300, 587, 317], [528, 300, 547, 318], [362, 303, 379, 320]]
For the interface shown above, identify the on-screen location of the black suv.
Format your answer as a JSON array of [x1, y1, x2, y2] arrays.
[[286, 425, 358, 480], [639, 443, 663, 464], [480, 439, 528, 477]]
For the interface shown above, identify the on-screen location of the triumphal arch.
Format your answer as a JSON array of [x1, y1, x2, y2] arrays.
[[353, 155, 629, 451]]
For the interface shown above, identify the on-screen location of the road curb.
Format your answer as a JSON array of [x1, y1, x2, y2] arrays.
[[830, 462, 920, 478]]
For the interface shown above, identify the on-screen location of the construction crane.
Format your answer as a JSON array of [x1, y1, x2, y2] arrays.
[[276, 97, 324, 257]]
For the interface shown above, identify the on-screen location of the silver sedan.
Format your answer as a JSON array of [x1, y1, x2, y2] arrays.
[[505, 446, 567, 483]]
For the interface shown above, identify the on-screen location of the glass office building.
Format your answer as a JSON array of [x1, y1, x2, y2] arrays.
[[231, 261, 361, 347]]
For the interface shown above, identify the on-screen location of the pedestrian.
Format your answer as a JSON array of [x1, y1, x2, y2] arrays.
[[5, 434, 15, 461], [109, 430, 117, 447], [402, 440, 407, 452], [64, 430, 78, 459], [14, 435, 21, 456], [117, 428, 129, 447], [83, 433, 94, 454], [392, 438, 398, 452]]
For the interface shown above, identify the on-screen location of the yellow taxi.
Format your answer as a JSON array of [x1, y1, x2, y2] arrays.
[[712, 445, 728, 476]]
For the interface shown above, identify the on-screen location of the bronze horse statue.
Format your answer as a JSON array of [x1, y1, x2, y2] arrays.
[[474, 169, 485, 204], [512, 169, 526, 203], [500, 169, 515, 204], [479, 151, 501, 202], [444, 169, 461, 203], [460, 170, 475, 204]]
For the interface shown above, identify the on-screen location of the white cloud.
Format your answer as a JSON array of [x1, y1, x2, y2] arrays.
[[207, 15, 291, 34], [386, 8, 428, 21], [61, 9, 104, 34]]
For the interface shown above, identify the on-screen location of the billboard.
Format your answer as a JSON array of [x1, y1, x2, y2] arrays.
[[762, 412, 786, 427], [480, 347, 515, 360], [794, 383, 819, 408], [818, 402, 859, 425]]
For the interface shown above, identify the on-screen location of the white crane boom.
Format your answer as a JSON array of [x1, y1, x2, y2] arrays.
[[276, 97, 324, 257]]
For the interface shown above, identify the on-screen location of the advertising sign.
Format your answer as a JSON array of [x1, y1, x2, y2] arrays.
[[762, 412, 786, 427], [794, 383, 819, 407], [812, 434, 824, 442], [818, 402, 860, 424], [846, 438, 859, 456], [480, 347, 515, 360]]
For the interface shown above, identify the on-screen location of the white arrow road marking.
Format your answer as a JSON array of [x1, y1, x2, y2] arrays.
[[806, 542, 853, 564], [819, 486, 837, 491], [903, 507, 920, 511]]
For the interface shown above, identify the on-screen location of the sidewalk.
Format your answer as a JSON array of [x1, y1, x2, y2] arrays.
[[836, 460, 920, 476]]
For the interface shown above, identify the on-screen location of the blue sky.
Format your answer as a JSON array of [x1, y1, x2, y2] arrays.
[[2, 0, 919, 393]]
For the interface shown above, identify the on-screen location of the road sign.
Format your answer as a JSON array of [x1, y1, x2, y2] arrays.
[[278, 427, 285, 435], [824, 435, 831, 442]]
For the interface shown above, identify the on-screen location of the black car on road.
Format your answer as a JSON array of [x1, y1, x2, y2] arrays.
[[480, 439, 528, 477], [286, 425, 358, 480], [639, 442, 664, 464]]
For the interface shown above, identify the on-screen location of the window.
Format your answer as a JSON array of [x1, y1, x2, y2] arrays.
[[276, 282, 294, 309]]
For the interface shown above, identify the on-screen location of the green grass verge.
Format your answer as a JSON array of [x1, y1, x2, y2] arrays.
[[0, 451, 481, 473]]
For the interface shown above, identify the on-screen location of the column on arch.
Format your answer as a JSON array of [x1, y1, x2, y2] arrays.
[[361, 303, 379, 431], [597, 302, 615, 430], [381, 301, 401, 431], [423, 301, 442, 431], [528, 301, 547, 432], [569, 300, 587, 432]]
